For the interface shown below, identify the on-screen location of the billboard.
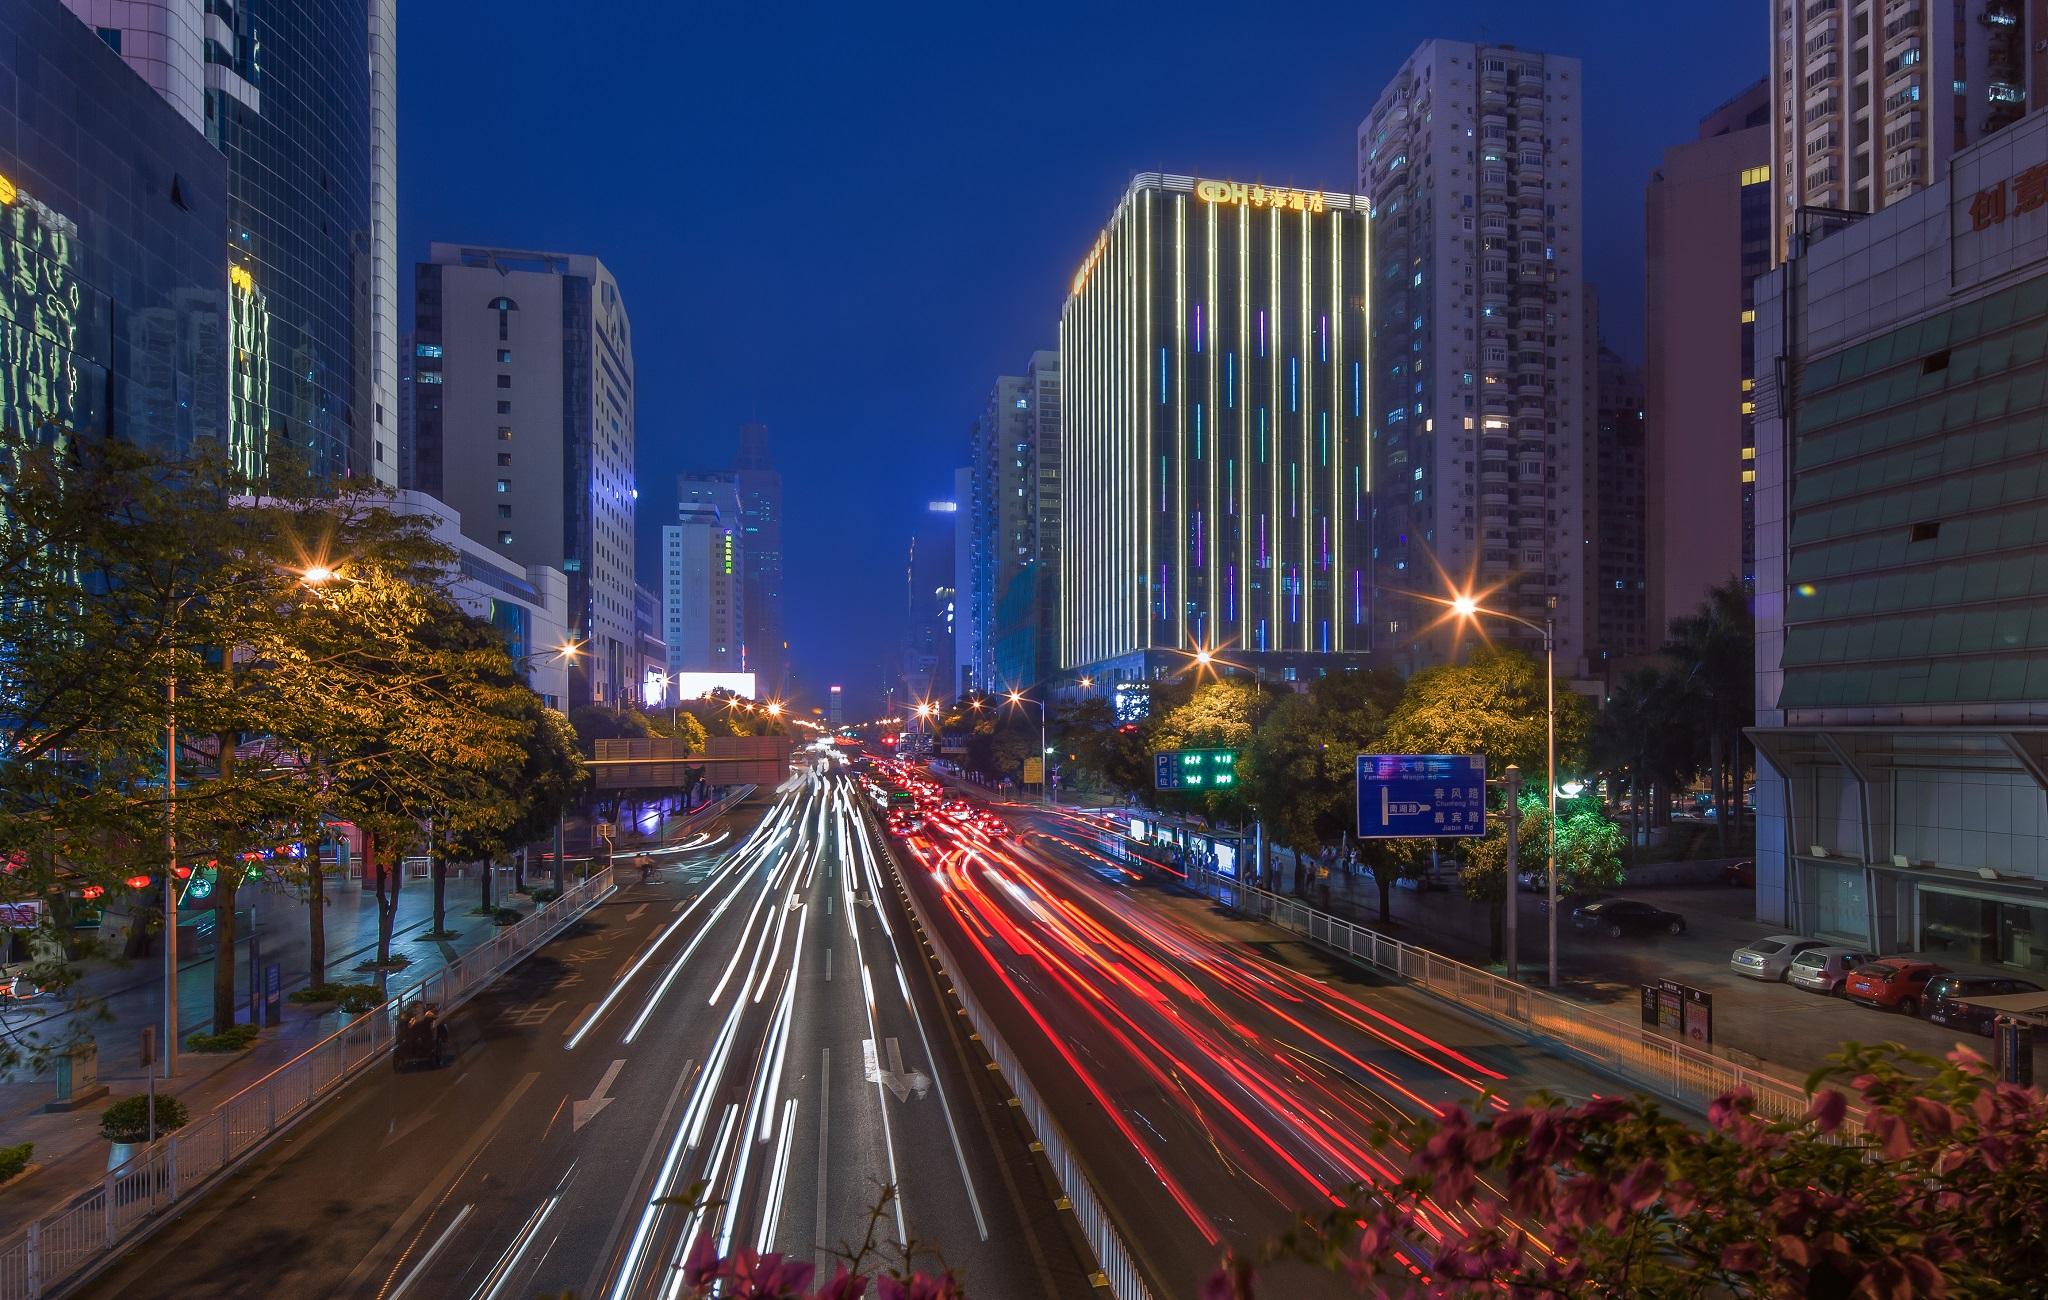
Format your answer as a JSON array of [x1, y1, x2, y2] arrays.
[[667, 671, 760, 700]]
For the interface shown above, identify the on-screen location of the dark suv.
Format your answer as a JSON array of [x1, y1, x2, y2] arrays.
[[1923, 974, 2044, 1036]]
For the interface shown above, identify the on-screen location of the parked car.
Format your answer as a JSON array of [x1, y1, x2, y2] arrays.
[[1922, 974, 2046, 1036], [1570, 898, 1687, 938], [1729, 935, 1829, 982], [1785, 945, 1872, 995], [1843, 958, 1947, 1014], [1722, 860, 1756, 887]]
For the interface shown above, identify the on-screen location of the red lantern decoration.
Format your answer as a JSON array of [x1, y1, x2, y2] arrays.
[[125, 874, 153, 891]]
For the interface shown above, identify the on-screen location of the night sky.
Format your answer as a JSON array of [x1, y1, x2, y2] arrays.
[[397, 0, 1764, 718]]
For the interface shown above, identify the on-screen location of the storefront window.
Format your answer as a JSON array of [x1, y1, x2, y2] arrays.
[[1812, 862, 1869, 943], [1921, 890, 1996, 962]]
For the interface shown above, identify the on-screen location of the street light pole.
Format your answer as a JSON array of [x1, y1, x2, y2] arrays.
[[1440, 593, 1561, 987], [1544, 614, 1558, 989]]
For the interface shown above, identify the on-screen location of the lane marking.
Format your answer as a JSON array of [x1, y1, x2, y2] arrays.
[[814, 1048, 831, 1279], [388, 1203, 473, 1300]]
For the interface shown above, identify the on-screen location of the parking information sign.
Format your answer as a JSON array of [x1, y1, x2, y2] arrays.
[[1355, 754, 1486, 838], [1154, 748, 1238, 790]]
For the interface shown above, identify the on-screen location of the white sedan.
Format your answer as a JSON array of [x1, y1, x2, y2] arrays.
[[1730, 935, 1829, 981]]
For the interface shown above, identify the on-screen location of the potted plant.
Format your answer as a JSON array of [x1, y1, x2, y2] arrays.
[[99, 1094, 188, 1171]]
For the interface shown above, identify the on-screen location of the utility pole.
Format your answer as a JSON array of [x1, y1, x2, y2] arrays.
[[1503, 764, 1523, 984]]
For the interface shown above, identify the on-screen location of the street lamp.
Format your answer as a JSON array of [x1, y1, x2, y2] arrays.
[[1436, 588, 1558, 987], [1005, 690, 1050, 805]]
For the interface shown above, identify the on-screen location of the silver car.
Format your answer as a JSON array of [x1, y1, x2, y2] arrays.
[[1730, 934, 1829, 981], [1785, 945, 1872, 994]]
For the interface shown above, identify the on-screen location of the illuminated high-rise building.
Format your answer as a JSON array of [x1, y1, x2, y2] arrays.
[[412, 244, 636, 706], [1362, 41, 1589, 675], [1769, 0, 2048, 263], [4, 0, 227, 456], [1058, 173, 1373, 687], [66, 0, 392, 482], [663, 494, 744, 675]]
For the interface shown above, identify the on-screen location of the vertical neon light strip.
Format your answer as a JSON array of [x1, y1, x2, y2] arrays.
[[1142, 193, 1155, 654], [1268, 206, 1282, 645], [1331, 208, 1344, 647], [1360, 192, 1372, 645], [1175, 193, 1187, 651], [1238, 201, 1251, 652], [1299, 204, 1312, 643], [1205, 197, 1219, 650]]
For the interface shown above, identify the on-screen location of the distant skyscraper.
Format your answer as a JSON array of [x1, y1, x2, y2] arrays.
[[1589, 332, 1647, 669], [1769, 0, 2047, 262], [663, 492, 745, 675], [732, 422, 788, 696], [952, 466, 977, 695], [1362, 41, 1590, 675], [828, 685, 844, 727], [1024, 350, 1062, 684], [1645, 81, 1772, 642], [67, 0, 391, 481], [411, 244, 636, 705], [1059, 173, 1373, 686], [903, 501, 958, 705], [970, 373, 1031, 690]]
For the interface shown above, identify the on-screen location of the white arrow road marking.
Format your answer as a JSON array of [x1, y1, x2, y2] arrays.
[[573, 1058, 627, 1131], [626, 904, 648, 921], [861, 1037, 930, 1103]]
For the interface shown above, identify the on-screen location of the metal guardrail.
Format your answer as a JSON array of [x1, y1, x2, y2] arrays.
[[0, 867, 618, 1300], [1191, 868, 1820, 1122], [872, 815, 1157, 1300]]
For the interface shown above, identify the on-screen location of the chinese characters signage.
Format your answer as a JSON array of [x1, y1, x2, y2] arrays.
[[1355, 754, 1486, 839], [1968, 162, 2048, 231], [1195, 179, 1328, 213]]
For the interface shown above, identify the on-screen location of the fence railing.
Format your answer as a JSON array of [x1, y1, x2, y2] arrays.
[[873, 815, 1157, 1300], [0, 866, 617, 1300], [1192, 868, 1820, 1122]]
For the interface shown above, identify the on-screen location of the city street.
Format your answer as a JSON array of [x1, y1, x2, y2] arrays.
[[73, 778, 1090, 1300], [890, 791, 1630, 1297]]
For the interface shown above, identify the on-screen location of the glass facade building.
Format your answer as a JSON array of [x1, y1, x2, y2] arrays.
[[1058, 174, 1373, 682], [1752, 107, 2048, 970], [0, 0, 227, 455], [206, 0, 374, 480]]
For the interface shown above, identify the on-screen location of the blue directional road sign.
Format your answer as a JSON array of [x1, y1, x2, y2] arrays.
[[1356, 754, 1486, 839]]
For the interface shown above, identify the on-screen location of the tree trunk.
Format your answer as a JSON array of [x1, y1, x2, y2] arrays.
[[210, 874, 240, 1033], [307, 854, 327, 987], [480, 857, 493, 912], [430, 850, 448, 936], [1375, 868, 1392, 926], [513, 846, 526, 892], [209, 727, 242, 1033], [369, 829, 398, 967]]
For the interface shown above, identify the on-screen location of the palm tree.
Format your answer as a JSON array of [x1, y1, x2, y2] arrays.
[[1591, 666, 1691, 866], [1662, 580, 1755, 852]]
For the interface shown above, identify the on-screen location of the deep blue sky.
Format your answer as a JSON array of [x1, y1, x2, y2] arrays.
[[398, 0, 1764, 717]]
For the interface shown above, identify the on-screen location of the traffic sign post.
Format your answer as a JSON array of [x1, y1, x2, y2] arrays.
[[1355, 754, 1486, 838], [1154, 748, 1239, 791]]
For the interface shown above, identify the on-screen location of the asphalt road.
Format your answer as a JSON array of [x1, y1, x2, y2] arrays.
[[74, 770, 1092, 1300], [891, 787, 1631, 1297]]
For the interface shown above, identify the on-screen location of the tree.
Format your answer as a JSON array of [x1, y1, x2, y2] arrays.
[[1664, 578, 1755, 851], [1243, 671, 1403, 896], [1215, 1043, 2048, 1298], [1152, 680, 1266, 825], [1592, 664, 1693, 864], [1462, 790, 1626, 959], [1381, 645, 1592, 777], [1059, 698, 1152, 804]]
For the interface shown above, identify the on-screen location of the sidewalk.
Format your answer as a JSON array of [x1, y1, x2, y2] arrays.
[[0, 870, 528, 1222]]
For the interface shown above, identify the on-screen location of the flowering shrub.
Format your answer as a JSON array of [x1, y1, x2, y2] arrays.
[[669, 1235, 964, 1300], [1208, 1043, 2048, 1298]]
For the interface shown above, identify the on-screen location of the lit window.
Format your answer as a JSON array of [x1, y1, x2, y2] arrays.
[[497, 531, 514, 545], [497, 349, 512, 363], [1740, 308, 1756, 323], [414, 343, 443, 358], [496, 479, 510, 493], [497, 426, 512, 440]]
